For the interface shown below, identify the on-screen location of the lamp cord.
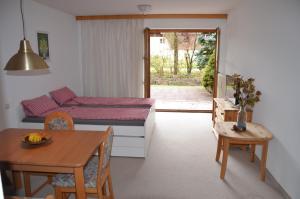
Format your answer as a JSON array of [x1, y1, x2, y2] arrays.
[[20, 0, 25, 39]]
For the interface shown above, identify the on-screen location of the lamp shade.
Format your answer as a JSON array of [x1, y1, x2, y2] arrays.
[[4, 39, 49, 71]]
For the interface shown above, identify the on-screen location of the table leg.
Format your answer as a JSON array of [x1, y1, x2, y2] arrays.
[[220, 138, 230, 179], [250, 144, 256, 162], [215, 136, 222, 162], [260, 141, 269, 181], [74, 167, 86, 198]]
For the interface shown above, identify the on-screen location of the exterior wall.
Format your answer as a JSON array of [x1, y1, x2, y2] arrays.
[[225, 0, 300, 198], [150, 37, 194, 60], [0, 0, 82, 129]]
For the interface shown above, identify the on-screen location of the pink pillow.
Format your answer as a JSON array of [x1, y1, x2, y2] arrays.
[[49, 87, 77, 105], [22, 95, 59, 116]]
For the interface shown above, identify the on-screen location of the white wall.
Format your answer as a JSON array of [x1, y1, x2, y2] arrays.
[[225, 0, 300, 198], [144, 18, 228, 73], [0, 0, 82, 129]]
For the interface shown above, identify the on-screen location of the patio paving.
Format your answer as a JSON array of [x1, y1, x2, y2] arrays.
[[151, 86, 213, 111]]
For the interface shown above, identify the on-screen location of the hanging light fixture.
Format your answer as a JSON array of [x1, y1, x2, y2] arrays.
[[4, 0, 49, 71]]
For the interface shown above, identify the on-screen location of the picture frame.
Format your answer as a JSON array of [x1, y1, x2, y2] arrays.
[[37, 32, 49, 60]]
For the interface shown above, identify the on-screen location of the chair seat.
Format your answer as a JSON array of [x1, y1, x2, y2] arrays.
[[52, 156, 98, 188]]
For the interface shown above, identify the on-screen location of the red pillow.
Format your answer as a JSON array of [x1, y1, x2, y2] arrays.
[[22, 95, 59, 116], [49, 87, 77, 105]]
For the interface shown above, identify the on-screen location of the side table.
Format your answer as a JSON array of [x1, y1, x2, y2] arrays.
[[214, 122, 273, 181]]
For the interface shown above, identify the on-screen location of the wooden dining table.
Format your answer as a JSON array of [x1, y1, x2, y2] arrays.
[[0, 128, 106, 199]]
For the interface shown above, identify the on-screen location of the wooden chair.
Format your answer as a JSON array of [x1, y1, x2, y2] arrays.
[[23, 111, 74, 196], [0, 163, 16, 196], [44, 111, 74, 130], [52, 127, 114, 199]]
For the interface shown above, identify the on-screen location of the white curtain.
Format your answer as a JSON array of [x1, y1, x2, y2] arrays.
[[80, 19, 144, 97]]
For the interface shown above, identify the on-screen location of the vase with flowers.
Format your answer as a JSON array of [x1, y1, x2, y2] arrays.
[[232, 74, 262, 131]]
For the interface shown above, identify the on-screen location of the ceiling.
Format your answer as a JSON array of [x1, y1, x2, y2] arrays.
[[33, 0, 241, 16]]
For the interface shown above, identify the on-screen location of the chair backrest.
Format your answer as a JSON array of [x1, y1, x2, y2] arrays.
[[44, 111, 74, 130], [102, 127, 113, 169], [97, 127, 113, 188]]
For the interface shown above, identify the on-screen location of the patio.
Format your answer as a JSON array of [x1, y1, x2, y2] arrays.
[[151, 86, 212, 111]]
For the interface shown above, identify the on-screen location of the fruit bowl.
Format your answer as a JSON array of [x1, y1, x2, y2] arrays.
[[22, 133, 52, 147]]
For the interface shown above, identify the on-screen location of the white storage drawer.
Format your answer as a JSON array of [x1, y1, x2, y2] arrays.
[[113, 136, 145, 148]]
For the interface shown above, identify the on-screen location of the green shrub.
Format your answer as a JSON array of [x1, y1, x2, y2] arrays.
[[151, 55, 171, 76], [201, 50, 215, 93]]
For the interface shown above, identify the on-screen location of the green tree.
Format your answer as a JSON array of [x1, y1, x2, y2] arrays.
[[164, 33, 179, 75], [196, 33, 216, 70], [201, 50, 215, 93], [180, 32, 200, 75], [151, 55, 168, 77]]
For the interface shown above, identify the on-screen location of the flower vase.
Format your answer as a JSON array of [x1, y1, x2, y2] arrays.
[[236, 105, 247, 130]]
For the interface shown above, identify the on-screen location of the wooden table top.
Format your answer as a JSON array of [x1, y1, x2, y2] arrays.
[[0, 128, 105, 168], [214, 122, 273, 141]]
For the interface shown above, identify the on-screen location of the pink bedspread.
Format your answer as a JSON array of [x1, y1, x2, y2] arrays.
[[41, 107, 149, 120], [64, 97, 155, 107]]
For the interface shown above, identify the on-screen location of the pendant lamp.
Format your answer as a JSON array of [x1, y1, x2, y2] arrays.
[[4, 0, 49, 71]]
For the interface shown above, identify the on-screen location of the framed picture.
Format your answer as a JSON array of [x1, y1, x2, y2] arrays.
[[37, 32, 49, 60]]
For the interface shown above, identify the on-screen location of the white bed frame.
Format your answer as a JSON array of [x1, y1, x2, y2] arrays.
[[18, 107, 156, 158]]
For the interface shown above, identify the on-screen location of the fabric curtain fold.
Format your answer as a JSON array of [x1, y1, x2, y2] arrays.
[[80, 19, 144, 97]]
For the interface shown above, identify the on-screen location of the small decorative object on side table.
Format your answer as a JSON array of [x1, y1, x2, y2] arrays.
[[232, 74, 262, 131], [232, 124, 246, 132]]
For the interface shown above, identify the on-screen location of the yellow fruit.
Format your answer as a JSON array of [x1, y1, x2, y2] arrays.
[[28, 133, 42, 143]]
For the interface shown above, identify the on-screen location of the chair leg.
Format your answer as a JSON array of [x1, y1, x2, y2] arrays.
[[47, 175, 53, 184], [55, 187, 63, 199], [97, 189, 104, 199], [107, 174, 114, 199], [23, 172, 32, 197], [12, 171, 22, 190], [62, 192, 69, 199], [102, 181, 107, 195], [65, 193, 73, 199]]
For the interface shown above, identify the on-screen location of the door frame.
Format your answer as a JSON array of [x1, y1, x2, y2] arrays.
[[144, 28, 220, 112]]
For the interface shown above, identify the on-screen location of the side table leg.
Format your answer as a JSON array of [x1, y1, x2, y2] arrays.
[[215, 136, 222, 162], [260, 141, 269, 181], [250, 144, 256, 162], [220, 138, 230, 180]]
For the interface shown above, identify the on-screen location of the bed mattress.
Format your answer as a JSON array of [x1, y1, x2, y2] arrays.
[[23, 106, 149, 126], [63, 97, 155, 108]]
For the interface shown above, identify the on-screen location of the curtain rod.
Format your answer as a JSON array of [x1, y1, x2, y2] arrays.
[[76, 14, 228, 20]]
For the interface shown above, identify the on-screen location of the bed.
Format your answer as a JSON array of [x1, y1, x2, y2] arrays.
[[19, 95, 155, 158], [49, 87, 155, 108]]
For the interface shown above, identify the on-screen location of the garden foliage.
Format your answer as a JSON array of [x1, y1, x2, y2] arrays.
[[201, 50, 215, 93], [196, 33, 216, 70]]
